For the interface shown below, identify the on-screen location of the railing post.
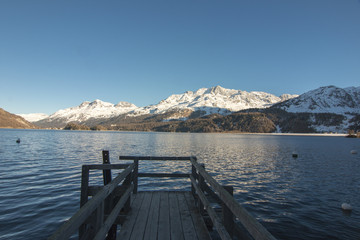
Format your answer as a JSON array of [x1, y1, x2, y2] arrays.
[[191, 159, 197, 197], [122, 170, 132, 213], [102, 150, 117, 240], [133, 159, 139, 194], [79, 165, 89, 239], [222, 186, 234, 238], [198, 163, 206, 215]]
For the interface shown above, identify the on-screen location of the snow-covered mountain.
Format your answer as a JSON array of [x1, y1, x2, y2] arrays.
[[19, 113, 49, 122], [130, 86, 298, 119], [32, 86, 298, 127], [35, 99, 138, 127], [276, 85, 360, 114]]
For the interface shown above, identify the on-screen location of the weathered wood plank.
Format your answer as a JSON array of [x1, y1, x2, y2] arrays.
[[120, 156, 193, 161], [169, 193, 184, 240], [177, 192, 198, 240], [87, 164, 131, 170], [143, 192, 161, 240], [158, 192, 170, 240], [191, 159, 277, 240], [130, 192, 153, 240], [138, 173, 190, 178], [116, 193, 145, 240], [87, 185, 127, 197], [183, 192, 211, 240]]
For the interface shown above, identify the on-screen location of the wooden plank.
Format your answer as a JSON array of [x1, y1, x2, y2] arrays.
[[48, 163, 135, 240], [87, 185, 127, 197], [87, 164, 131, 170], [129, 192, 153, 240], [117, 193, 145, 240], [138, 173, 190, 178], [120, 156, 192, 161], [183, 192, 211, 240], [169, 193, 184, 240], [191, 159, 277, 240], [143, 192, 161, 240], [158, 192, 170, 240], [222, 186, 234, 238], [177, 192, 198, 240]]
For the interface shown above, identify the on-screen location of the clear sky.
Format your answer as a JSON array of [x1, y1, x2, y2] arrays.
[[1, 0, 359, 114]]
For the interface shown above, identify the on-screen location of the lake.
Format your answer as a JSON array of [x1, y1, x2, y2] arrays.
[[0, 129, 359, 239]]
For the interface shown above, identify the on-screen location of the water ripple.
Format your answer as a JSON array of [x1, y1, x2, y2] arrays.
[[0, 130, 359, 239]]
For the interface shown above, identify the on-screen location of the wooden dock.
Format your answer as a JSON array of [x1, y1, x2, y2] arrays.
[[49, 151, 276, 240]]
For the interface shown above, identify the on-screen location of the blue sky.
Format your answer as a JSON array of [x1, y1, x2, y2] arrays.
[[1, 0, 359, 114]]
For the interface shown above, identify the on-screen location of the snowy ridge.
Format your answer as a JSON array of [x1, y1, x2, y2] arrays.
[[278, 86, 360, 114], [131, 86, 298, 119], [30, 86, 297, 124], [46, 99, 138, 122]]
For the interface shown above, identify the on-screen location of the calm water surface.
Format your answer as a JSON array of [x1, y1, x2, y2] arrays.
[[0, 129, 359, 239]]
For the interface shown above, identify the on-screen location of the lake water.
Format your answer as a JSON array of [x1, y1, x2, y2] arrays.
[[0, 129, 359, 240]]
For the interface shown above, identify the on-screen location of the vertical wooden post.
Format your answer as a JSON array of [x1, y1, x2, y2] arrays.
[[79, 165, 89, 239], [122, 170, 132, 213], [198, 163, 205, 215], [133, 159, 139, 194], [102, 150, 117, 240], [102, 150, 112, 184], [222, 186, 234, 238], [191, 158, 197, 197]]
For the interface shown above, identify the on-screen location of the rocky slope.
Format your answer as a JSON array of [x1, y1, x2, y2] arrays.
[[0, 108, 37, 129]]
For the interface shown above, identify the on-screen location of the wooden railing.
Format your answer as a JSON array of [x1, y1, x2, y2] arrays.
[[48, 162, 135, 240], [119, 155, 276, 240], [190, 157, 276, 240], [49, 152, 276, 240]]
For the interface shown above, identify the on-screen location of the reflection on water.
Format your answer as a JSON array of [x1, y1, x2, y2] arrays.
[[0, 129, 359, 239]]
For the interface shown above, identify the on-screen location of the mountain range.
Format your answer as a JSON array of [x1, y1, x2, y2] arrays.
[[15, 85, 360, 133]]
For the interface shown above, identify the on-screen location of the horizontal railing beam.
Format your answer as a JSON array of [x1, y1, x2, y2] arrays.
[[87, 185, 128, 197], [86, 164, 131, 170], [138, 173, 190, 178], [119, 156, 193, 161]]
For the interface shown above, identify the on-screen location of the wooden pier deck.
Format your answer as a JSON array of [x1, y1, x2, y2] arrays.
[[118, 192, 210, 240], [49, 152, 276, 240]]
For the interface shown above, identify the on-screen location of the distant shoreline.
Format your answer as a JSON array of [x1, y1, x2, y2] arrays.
[[0, 127, 350, 137]]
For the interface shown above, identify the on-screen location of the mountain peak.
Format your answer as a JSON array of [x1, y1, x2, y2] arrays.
[[276, 85, 360, 114]]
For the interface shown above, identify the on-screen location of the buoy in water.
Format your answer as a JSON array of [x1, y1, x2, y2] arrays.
[[16, 138, 20, 144], [292, 152, 298, 158], [341, 203, 352, 212], [350, 150, 357, 154]]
